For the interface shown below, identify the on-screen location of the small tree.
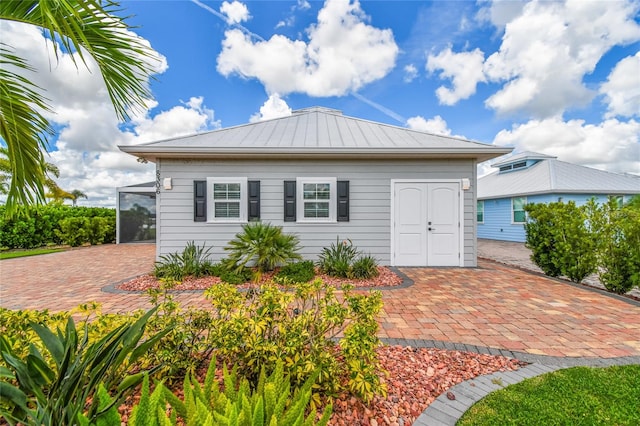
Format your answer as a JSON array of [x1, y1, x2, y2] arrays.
[[587, 198, 640, 294], [70, 189, 88, 207]]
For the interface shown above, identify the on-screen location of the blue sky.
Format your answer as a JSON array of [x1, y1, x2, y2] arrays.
[[2, 0, 639, 206]]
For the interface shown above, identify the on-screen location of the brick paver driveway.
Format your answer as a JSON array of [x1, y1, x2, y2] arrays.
[[1, 244, 639, 358]]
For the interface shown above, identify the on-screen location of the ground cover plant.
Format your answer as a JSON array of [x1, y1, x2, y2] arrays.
[[458, 365, 640, 425]]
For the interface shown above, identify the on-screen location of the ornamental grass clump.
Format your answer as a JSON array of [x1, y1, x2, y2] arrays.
[[317, 238, 380, 280], [153, 241, 214, 281]]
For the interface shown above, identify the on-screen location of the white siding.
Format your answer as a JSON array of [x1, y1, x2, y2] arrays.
[[157, 158, 477, 266]]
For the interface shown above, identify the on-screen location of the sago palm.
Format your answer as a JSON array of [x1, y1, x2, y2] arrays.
[[0, 0, 158, 214]]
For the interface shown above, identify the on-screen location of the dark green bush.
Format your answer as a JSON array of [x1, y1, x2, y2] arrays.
[[524, 202, 596, 283], [56, 217, 90, 247], [224, 222, 302, 273], [219, 268, 253, 285], [0, 205, 115, 249], [587, 199, 640, 293], [274, 260, 316, 284], [317, 238, 380, 280], [524, 204, 562, 277]]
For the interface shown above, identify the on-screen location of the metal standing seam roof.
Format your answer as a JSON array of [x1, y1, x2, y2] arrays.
[[478, 156, 640, 199], [119, 107, 512, 162]]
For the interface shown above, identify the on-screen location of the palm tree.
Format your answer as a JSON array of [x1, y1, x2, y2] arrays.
[[0, 0, 158, 214], [70, 189, 88, 207], [0, 146, 72, 202]]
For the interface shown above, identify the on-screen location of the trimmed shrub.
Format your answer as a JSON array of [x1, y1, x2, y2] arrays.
[[274, 260, 316, 284], [0, 205, 115, 249], [587, 198, 640, 293], [524, 202, 596, 283], [56, 217, 90, 247]]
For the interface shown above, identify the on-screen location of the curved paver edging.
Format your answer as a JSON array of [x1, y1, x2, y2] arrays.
[[479, 257, 640, 307], [100, 267, 415, 294], [380, 338, 640, 426]]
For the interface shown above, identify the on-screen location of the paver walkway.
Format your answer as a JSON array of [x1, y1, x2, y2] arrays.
[[1, 244, 639, 358], [478, 238, 640, 299]]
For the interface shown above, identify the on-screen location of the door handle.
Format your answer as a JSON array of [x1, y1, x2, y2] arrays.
[[428, 227, 436, 231]]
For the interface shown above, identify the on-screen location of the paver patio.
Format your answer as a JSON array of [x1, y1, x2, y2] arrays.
[[1, 243, 639, 358]]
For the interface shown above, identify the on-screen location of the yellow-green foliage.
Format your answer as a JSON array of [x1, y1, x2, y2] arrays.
[[205, 279, 386, 403]]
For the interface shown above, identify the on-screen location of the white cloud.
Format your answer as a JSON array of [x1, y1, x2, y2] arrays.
[[476, 0, 527, 29], [426, 47, 485, 105], [493, 117, 640, 175], [406, 115, 452, 136], [403, 64, 418, 83], [429, 0, 640, 117], [600, 52, 640, 118], [1, 21, 218, 207], [220, 1, 250, 24], [250, 94, 293, 122], [217, 0, 398, 97]]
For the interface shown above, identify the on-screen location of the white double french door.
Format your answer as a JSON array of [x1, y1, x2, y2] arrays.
[[392, 181, 461, 266]]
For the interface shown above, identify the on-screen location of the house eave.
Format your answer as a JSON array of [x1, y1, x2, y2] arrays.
[[478, 189, 640, 200], [119, 146, 513, 163]]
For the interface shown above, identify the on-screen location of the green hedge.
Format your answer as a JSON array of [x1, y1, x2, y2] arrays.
[[0, 204, 115, 249], [525, 198, 640, 293]]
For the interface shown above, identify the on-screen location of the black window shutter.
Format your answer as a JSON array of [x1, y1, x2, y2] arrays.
[[194, 180, 207, 222], [337, 180, 349, 222], [248, 180, 260, 221], [284, 180, 296, 222]]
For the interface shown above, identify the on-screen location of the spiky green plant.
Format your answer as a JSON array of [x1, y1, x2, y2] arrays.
[[224, 222, 302, 273], [127, 358, 332, 426], [0, 307, 170, 426]]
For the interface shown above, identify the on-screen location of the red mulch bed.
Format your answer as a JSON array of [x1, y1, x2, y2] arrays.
[[116, 345, 524, 425], [116, 266, 403, 292]]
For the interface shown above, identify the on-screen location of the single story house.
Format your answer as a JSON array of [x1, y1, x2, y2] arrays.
[[477, 151, 640, 242], [119, 107, 511, 267]]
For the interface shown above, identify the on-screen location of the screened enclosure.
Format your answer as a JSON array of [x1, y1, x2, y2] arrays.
[[116, 182, 156, 243]]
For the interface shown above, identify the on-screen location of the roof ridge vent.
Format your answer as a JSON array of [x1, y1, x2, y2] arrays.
[[292, 106, 342, 115]]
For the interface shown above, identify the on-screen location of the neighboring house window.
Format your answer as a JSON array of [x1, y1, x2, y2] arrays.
[[296, 177, 336, 222], [477, 200, 484, 223], [207, 177, 247, 222], [609, 195, 623, 207], [512, 197, 527, 223]]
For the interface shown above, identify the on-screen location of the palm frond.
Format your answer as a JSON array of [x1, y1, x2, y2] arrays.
[[0, 44, 52, 211]]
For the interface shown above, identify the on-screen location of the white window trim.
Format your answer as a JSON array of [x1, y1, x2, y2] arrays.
[[511, 196, 527, 224], [477, 200, 484, 224], [206, 177, 247, 223], [296, 177, 337, 223]]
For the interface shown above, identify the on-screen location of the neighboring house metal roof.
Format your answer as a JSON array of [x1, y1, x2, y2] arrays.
[[119, 106, 511, 162], [478, 153, 640, 199]]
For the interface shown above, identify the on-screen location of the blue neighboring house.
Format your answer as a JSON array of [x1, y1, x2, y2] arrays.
[[477, 152, 640, 242]]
